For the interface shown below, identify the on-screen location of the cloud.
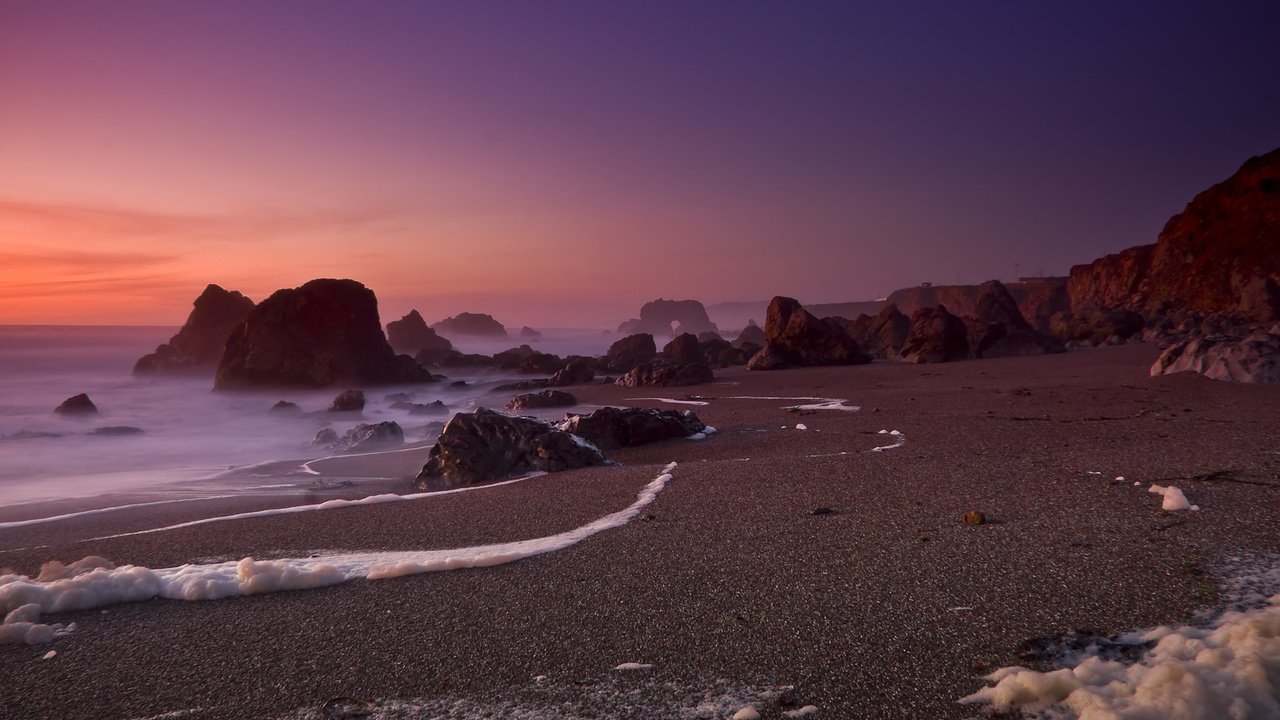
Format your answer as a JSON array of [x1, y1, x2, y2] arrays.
[[0, 248, 178, 275]]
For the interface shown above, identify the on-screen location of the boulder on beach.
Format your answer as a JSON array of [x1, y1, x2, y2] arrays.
[[431, 312, 507, 337], [615, 361, 714, 387], [550, 358, 596, 387], [603, 333, 657, 372], [899, 306, 970, 363], [328, 390, 366, 413], [507, 389, 578, 411], [134, 284, 255, 374], [747, 297, 871, 370], [1049, 306, 1146, 347], [662, 333, 704, 365], [54, 393, 98, 415], [558, 407, 706, 450], [386, 310, 453, 356], [414, 408, 607, 489], [967, 280, 1065, 358], [215, 279, 434, 389], [1150, 326, 1280, 383]]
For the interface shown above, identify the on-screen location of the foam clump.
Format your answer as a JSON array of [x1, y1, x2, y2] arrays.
[[1149, 484, 1199, 511], [960, 594, 1280, 718]]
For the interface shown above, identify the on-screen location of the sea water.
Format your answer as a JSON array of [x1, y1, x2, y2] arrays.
[[0, 325, 613, 508]]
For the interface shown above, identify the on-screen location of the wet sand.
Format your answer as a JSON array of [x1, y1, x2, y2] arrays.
[[3, 344, 1280, 719]]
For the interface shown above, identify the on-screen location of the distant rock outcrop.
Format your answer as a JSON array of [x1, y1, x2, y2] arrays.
[[899, 306, 971, 363], [734, 323, 766, 348], [747, 297, 871, 371], [328, 390, 366, 413], [967, 280, 1064, 358], [507, 390, 578, 411], [214, 279, 434, 389], [520, 326, 543, 340], [550, 359, 596, 387], [615, 361, 714, 387], [558, 407, 706, 450], [1067, 148, 1280, 324], [617, 299, 718, 338], [134, 284, 255, 374], [386, 310, 453, 357], [54, 393, 98, 415], [1049, 307, 1145, 347], [432, 312, 508, 337], [603, 334, 657, 372], [886, 279, 1069, 333], [414, 408, 606, 489], [1150, 325, 1280, 383]]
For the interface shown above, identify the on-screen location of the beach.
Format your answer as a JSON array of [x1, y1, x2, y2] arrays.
[[3, 344, 1280, 719]]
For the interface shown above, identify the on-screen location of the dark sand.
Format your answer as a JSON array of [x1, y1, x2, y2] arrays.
[[3, 344, 1280, 719]]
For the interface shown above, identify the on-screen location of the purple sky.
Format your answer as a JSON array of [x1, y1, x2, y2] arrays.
[[3, 1, 1279, 326]]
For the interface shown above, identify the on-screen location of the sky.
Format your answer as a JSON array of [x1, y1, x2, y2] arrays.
[[3, 1, 1280, 328]]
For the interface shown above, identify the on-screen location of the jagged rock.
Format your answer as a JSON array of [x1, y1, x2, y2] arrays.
[[492, 379, 553, 392], [391, 399, 450, 415], [839, 304, 910, 360], [1068, 147, 1280, 323], [493, 346, 562, 374], [701, 337, 748, 367], [603, 334, 657, 372], [342, 422, 404, 452], [899, 306, 970, 363], [662, 333, 704, 365], [92, 426, 143, 436], [507, 390, 578, 411], [616, 299, 718, 337], [54, 394, 97, 415], [734, 323, 767, 348], [329, 390, 366, 413], [134, 284, 255, 374], [215, 279, 434, 389], [968, 280, 1065, 358], [1050, 306, 1146, 347], [270, 401, 302, 414], [386, 310, 453, 356], [558, 407, 705, 450], [616, 361, 713, 387], [696, 331, 723, 344], [312, 428, 339, 447], [1150, 328, 1280, 383], [886, 278, 1070, 333], [746, 344, 788, 370], [415, 408, 606, 489], [550, 359, 596, 387], [432, 312, 507, 337], [748, 297, 871, 371], [520, 326, 543, 340]]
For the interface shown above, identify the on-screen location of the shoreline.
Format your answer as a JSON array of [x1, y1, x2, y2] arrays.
[[4, 344, 1280, 719]]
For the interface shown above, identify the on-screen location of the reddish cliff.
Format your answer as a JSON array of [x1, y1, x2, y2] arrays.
[[885, 278, 1067, 332]]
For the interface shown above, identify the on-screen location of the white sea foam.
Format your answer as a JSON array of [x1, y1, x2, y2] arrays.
[[714, 395, 860, 412], [869, 430, 906, 452], [0, 495, 238, 530], [623, 397, 710, 406], [0, 464, 677, 642], [1148, 484, 1199, 511]]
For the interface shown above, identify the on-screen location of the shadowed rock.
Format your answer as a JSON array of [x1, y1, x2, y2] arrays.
[[603, 334, 657, 372], [432, 312, 507, 337], [558, 407, 705, 450], [748, 297, 871, 370], [55, 394, 98, 415], [507, 390, 578, 411], [967, 280, 1065, 358], [617, 299, 718, 337], [734, 323, 766, 348], [899, 306, 970, 363], [214, 279, 434, 389], [328, 390, 366, 413], [550, 359, 596, 387], [387, 310, 453, 356], [1150, 326, 1280, 383], [520, 326, 542, 340], [415, 408, 607, 489], [134, 285, 255, 374], [616, 362, 714, 387]]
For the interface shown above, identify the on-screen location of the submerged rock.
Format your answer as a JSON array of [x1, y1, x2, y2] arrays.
[[328, 390, 366, 413], [91, 426, 144, 436], [270, 400, 302, 414], [134, 284, 255, 374], [54, 394, 98, 415], [558, 407, 705, 450], [507, 390, 578, 411], [313, 422, 405, 452], [415, 408, 607, 489]]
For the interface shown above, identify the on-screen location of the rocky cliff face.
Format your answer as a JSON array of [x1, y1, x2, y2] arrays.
[[885, 279, 1068, 332], [1068, 147, 1280, 323], [134, 284, 255, 373]]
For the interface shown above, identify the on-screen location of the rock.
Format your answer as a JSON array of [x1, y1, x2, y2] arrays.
[[312, 428, 339, 447], [520, 326, 543, 340], [415, 408, 607, 489], [746, 344, 789, 370], [734, 322, 767, 348], [92, 426, 143, 436], [967, 280, 1065, 358], [616, 362, 714, 387], [558, 407, 705, 450], [696, 331, 723, 344], [507, 390, 578, 411], [616, 299, 718, 337], [54, 394, 98, 415], [493, 346, 562, 374], [431, 312, 507, 337], [603, 333, 657, 372], [391, 399, 450, 415], [1067, 147, 1280, 323], [215, 279, 435, 388], [341, 421, 404, 452], [886, 278, 1070, 333], [329, 390, 366, 412], [701, 337, 749, 367], [385, 392, 414, 402], [662, 333, 704, 365], [811, 507, 835, 516], [963, 511, 986, 526], [550, 359, 596, 387], [750, 296, 871, 370], [270, 401, 302, 414], [386, 310, 453, 356], [1150, 330, 1280, 383], [843, 304, 910, 359], [134, 284, 255, 374], [433, 350, 494, 368], [899, 306, 971, 363], [1049, 306, 1145, 347]]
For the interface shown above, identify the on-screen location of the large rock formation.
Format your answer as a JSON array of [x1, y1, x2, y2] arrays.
[[886, 279, 1069, 333], [967, 281, 1065, 358], [386, 310, 453, 356], [507, 390, 578, 411], [550, 359, 596, 387], [615, 361, 714, 387], [431, 312, 508, 337], [134, 284, 255, 374], [603, 333, 657, 372], [899, 306, 971, 363], [414, 408, 606, 489], [1150, 325, 1280, 383], [558, 407, 706, 450], [1067, 148, 1280, 324], [54, 393, 98, 415], [214, 279, 434, 389], [617, 299, 718, 337], [841, 304, 911, 360], [747, 297, 871, 370]]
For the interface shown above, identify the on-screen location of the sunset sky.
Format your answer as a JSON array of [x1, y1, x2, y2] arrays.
[[3, 1, 1279, 327]]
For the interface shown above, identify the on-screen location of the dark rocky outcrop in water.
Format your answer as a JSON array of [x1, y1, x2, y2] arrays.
[[431, 312, 507, 337], [507, 390, 578, 411], [603, 333, 657, 372], [415, 408, 606, 489], [558, 407, 705, 450], [92, 426, 143, 436], [1150, 324, 1280, 383], [386, 310, 453, 357], [899, 306, 971, 363], [617, 299, 718, 338], [494, 346, 563, 374], [214, 279, 434, 389], [134, 284, 256, 375], [550, 359, 596, 387], [1067, 147, 1280, 325], [328, 390, 366, 413], [55, 393, 98, 415], [314, 421, 405, 452], [270, 401, 303, 414], [747, 297, 871, 371], [520, 326, 543, 340], [615, 361, 714, 387]]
